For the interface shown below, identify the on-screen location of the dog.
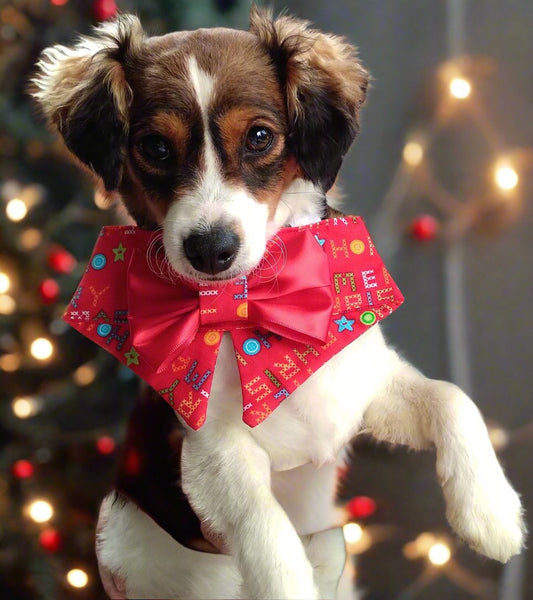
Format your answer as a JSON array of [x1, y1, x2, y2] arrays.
[[32, 7, 525, 599]]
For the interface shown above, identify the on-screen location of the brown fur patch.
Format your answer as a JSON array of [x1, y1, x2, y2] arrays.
[[249, 7, 369, 121], [216, 106, 287, 198], [130, 112, 190, 174]]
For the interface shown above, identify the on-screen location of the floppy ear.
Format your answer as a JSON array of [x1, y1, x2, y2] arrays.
[[31, 15, 144, 191], [250, 7, 369, 192]]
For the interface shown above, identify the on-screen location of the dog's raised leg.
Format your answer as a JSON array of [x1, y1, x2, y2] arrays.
[[363, 358, 526, 562], [272, 461, 353, 599], [181, 423, 318, 600]]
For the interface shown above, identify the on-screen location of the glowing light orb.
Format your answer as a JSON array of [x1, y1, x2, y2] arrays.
[[449, 77, 471, 99], [428, 542, 451, 566], [403, 141, 424, 166], [73, 364, 96, 386], [67, 568, 89, 588], [0, 272, 10, 293], [19, 228, 43, 250], [6, 198, 28, 222], [30, 337, 54, 360], [12, 396, 39, 418], [495, 165, 519, 191], [28, 499, 54, 523], [0, 294, 16, 315], [0, 354, 20, 371], [343, 522, 363, 544]]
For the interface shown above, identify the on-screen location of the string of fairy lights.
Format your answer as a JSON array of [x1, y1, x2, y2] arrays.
[[0, 181, 123, 593], [374, 57, 528, 259], [340, 55, 531, 598]]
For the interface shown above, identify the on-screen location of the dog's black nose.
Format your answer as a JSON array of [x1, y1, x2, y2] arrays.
[[183, 227, 240, 275]]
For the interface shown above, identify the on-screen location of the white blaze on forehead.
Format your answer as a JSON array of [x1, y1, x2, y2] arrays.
[[162, 56, 271, 280], [187, 55, 218, 178]]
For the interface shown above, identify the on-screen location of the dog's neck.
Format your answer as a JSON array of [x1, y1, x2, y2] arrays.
[[273, 178, 329, 229]]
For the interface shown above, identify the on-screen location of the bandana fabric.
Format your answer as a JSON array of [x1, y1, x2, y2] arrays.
[[64, 216, 403, 430]]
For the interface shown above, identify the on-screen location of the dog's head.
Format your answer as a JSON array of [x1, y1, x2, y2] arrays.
[[32, 7, 368, 281]]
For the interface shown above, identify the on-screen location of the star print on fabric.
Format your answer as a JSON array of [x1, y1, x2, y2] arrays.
[[113, 243, 127, 262], [124, 346, 140, 366], [334, 315, 355, 332]]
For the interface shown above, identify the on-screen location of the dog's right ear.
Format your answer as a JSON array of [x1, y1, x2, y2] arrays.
[[250, 6, 369, 193], [31, 16, 143, 191]]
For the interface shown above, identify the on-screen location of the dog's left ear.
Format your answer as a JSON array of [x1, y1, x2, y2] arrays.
[[31, 16, 144, 191], [250, 7, 369, 192]]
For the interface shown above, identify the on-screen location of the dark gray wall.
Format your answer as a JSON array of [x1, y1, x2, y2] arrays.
[[274, 1, 533, 598]]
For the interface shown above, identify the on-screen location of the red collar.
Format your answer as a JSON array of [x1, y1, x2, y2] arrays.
[[64, 216, 403, 429]]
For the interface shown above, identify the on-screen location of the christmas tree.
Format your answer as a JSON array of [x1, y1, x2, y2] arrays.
[[0, 1, 249, 598]]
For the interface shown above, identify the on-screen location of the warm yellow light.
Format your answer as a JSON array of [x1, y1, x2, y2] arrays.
[[0, 272, 10, 293], [73, 364, 96, 386], [0, 294, 16, 315], [343, 522, 363, 544], [6, 198, 28, 222], [488, 424, 509, 451], [30, 337, 54, 360], [0, 353, 21, 372], [495, 165, 519, 191], [403, 532, 439, 560], [19, 228, 43, 250], [28, 499, 54, 523], [428, 542, 451, 566], [67, 568, 89, 588], [12, 396, 39, 418], [449, 77, 471, 99], [403, 141, 424, 167]]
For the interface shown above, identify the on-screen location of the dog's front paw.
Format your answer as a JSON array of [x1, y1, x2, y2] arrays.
[[302, 528, 347, 600], [444, 472, 526, 562]]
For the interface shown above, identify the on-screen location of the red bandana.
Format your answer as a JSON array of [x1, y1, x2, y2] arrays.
[[64, 216, 403, 430]]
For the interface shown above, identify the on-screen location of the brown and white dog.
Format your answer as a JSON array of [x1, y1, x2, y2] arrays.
[[32, 8, 525, 599]]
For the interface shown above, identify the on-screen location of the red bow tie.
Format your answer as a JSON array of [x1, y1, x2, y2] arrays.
[[64, 216, 403, 430]]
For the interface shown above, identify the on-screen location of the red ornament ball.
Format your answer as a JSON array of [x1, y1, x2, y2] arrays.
[[38, 279, 60, 304], [346, 495, 377, 519], [97, 435, 116, 455], [409, 214, 439, 242], [12, 459, 34, 479], [124, 448, 142, 476], [39, 528, 62, 553], [92, 0, 118, 21], [47, 247, 77, 274]]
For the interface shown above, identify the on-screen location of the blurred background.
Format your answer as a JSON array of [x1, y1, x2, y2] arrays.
[[0, 0, 531, 599]]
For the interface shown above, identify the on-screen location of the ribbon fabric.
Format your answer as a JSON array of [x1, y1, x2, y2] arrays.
[[64, 216, 404, 430]]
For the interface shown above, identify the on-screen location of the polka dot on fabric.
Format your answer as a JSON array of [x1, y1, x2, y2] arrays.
[[242, 338, 261, 356], [203, 331, 221, 346], [236, 302, 248, 318], [97, 323, 112, 337], [350, 240, 365, 255], [360, 311, 377, 326], [91, 254, 107, 270]]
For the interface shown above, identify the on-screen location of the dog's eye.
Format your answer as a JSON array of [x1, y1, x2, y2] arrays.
[[140, 136, 171, 161], [245, 126, 274, 153]]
